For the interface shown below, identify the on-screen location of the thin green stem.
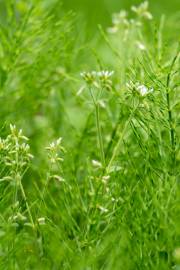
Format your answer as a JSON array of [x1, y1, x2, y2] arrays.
[[89, 88, 105, 167], [19, 180, 35, 228], [165, 87, 175, 164], [166, 49, 179, 167], [95, 103, 105, 167], [106, 104, 139, 173]]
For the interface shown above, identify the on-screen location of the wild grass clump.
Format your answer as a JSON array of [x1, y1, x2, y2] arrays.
[[0, 1, 179, 269]]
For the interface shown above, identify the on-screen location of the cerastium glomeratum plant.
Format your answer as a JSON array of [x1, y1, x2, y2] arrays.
[[80, 70, 114, 169], [0, 1, 179, 269], [45, 137, 66, 186], [0, 124, 34, 227]]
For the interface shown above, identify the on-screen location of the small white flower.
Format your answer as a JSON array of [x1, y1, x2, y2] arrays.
[[97, 70, 114, 79], [107, 26, 119, 34], [137, 84, 153, 96], [37, 217, 46, 225], [46, 137, 64, 152], [136, 41, 146, 51], [9, 124, 29, 141], [107, 10, 130, 37], [108, 165, 122, 173], [92, 160, 102, 168], [112, 10, 128, 25], [52, 175, 65, 182], [80, 70, 114, 91], [131, 1, 153, 20], [110, 10, 129, 31], [46, 137, 65, 165], [130, 19, 142, 27], [98, 205, 109, 213], [10, 124, 16, 133], [80, 71, 96, 85], [102, 175, 110, 184], [97, 70, 114, 91], [127, 81, 153, 97], [9, 212, 27, 222]]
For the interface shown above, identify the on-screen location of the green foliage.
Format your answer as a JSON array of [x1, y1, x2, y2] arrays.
[[0, 1, 179, 269]]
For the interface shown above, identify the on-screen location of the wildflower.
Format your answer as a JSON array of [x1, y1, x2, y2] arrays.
[[80, 71, 97, 86], [46, 137, 65, 164], [131, 1, 153, 20], [108, 165, 122, 173], [102, 175, 110, 184], [37, 217, 46, 225], [92, 160, 102, 168], [107, 10, 129, 34], [46, 138, 64, 152], [136, 40, 146, 51], [97, 205, 109, 213], [51, 175, 65, 182], [9, 212, 27, 224], [129, 19, 142, 27], [80, 70, 114, 92], [97, 70, 114, 79], [137, 84, 153, 96], [9, 124, 29, 141], [126, 81, 153, 97], [112, 10, 128, 25], [97, 70, 114, 91], [0, 125, 33, 176]]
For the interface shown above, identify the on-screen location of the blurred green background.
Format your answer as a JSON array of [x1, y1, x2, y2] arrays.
[[0, 0, 179, 33], [62, 0, 180, 30]]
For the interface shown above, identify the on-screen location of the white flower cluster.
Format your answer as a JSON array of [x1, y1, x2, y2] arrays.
[[8, 213, 46, 228], [107, 1, 152, 43], [37, 217, 46, 226], [80, 71, 97, 86], [0, 124, 33, 182], [8, 212, 27, 227], [98, 205, 109, 213], [80, 70, 114, 91], [107, 10, 130, 34], [46, 137, 65, 165], [126, 81, 154, 97], [131, 1, 153, 20]]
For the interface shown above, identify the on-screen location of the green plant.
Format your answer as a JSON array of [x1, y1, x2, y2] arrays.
[[0, 1, 179, 269]]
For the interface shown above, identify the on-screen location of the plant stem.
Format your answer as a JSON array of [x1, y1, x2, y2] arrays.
[[95, 102, 106, 167], [19, 180, 35, 228], [165, 87, 175, 165], [89, 88, 105, 167], [106, 104, 138, 173], [166, 50, 179, 167]]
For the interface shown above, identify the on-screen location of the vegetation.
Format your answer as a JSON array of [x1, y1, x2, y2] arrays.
[[0, 1, 179, 269]]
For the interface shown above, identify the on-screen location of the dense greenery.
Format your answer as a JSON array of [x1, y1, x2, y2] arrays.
[[0, 1, 179, 269]]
